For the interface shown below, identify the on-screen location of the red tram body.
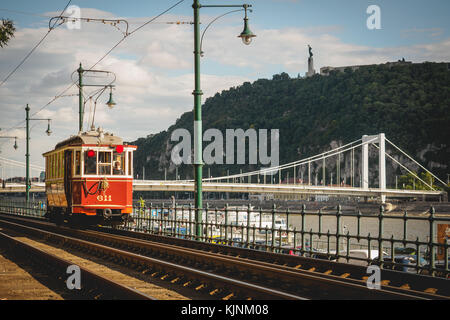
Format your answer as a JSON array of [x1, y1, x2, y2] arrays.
[[43, 128, 137, 225]]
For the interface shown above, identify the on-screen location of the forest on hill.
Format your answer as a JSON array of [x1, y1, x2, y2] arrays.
[[132, 62, 450, 188]]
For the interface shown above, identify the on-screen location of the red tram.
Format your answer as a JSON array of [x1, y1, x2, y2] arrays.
[[43, 127, 137, 226]]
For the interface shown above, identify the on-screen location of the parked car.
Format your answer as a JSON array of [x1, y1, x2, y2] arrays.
[[378, 247, 427, 273], [211, 235, 227, 245], [248, 240, 270, 251], [394, 247, 417, 255]]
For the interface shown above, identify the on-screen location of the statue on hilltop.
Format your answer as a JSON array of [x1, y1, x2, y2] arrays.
[[306, 45, 315, 77]]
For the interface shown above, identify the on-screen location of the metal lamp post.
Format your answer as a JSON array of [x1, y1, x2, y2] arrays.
[[25, 104, 52, 203], [192, 1, 255, 239], [75, 63, 116, 132]]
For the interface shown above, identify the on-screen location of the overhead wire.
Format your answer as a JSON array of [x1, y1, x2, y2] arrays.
[[0, 0, 72, 87], [2, 0, 186, 134]]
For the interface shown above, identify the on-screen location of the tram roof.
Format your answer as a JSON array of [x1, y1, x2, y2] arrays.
[[45, 128, 124, 154]]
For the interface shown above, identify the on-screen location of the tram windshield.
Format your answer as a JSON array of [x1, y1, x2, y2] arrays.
[[113, 151, 125, 175], [82, 148, 129, 176], [84, 150, 97, 175], [98, 151, 112, 175]]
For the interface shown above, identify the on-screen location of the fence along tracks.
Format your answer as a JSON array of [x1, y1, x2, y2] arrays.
[[1, 213, 448, 300], [95, 223, 450, 299]]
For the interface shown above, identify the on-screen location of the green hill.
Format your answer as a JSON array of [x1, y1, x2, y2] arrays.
[[132, 62, 450, 185]]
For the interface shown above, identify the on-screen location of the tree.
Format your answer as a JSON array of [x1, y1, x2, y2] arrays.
[[398, 171, 441, 191], [0, 19, 15, 48]]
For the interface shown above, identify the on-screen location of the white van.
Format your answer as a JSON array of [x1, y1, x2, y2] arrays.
[[274, 219, 287, 230]]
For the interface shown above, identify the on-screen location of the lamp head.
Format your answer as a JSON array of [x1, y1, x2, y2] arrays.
[[13, 137, 18, 150], [238, 17, 256, 45], [46, 120, 52, 136], [106, 88, 116, 108]]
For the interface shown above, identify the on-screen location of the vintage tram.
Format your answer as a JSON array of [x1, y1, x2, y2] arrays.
[[43, 127, 137, 226]]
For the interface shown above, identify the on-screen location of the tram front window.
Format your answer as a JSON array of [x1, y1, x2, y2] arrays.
[[98, 151, 112, 175], [75, 151, 81, 175], [84, 151, 97, 175], [113, 152, 124, 175]]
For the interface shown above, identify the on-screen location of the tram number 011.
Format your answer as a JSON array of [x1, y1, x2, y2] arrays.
[[97, 195, 112, 202]]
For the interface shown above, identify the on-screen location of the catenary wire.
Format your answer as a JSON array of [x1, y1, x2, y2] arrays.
[[0, 1, 72, 87], [1, 0, 186, 134]]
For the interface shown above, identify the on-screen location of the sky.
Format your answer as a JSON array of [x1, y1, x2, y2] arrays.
[[0, 0, 449, 178]]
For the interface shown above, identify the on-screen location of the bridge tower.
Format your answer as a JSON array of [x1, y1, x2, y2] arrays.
[[362, 133, 386, 203]]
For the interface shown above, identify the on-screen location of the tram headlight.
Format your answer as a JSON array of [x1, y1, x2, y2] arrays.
[[87, 149, 96, 157], [115, 145, 124, 153]]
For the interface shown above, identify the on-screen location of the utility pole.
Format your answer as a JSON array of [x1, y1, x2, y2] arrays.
[[193, 0, 203, 240], [77, 63, 84, 133], [25, 104, 51, 203], [25, 104, 30, 202], [191, 0, 255, 239]]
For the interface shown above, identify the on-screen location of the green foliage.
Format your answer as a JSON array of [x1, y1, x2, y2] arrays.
[[397, 171, 441, 191], [0, 19, 15, 48], [132, 62, 450, 181]]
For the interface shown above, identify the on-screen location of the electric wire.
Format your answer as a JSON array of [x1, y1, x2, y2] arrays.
[[0, 1, 72, 87], [1, 0, 186, 134]]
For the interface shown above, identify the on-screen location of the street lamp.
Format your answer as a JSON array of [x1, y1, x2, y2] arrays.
[[0, 134, 17, 189], [106, 86, 116, 108], [45, 119, 52, 136], [25, 104, 52, 203], [75, 63, 116, 132], [192, 1, 255, 239], [238, 5, 256, 45], [0, 135, 18, 150]]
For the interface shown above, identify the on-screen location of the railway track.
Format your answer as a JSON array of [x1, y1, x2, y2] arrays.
[[1, 212, 448, 300], [0, 230, 155, 300], [0, 216, 304, 300]]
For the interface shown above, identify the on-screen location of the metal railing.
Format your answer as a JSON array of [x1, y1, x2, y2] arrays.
[[0, 198, 46, 218], [0, 198, 448, 278], [123, 202, 449, 278]]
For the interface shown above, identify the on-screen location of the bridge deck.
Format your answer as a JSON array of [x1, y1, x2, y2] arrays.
[[1, 181, 444, 199]]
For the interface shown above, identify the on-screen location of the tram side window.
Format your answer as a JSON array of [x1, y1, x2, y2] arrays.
[[84, 151, 97, 175], [98, 151, 112, 175], [51, 154, 55, 179], [61, 152, 64, 177], [57, 153, 61, 178], [113, 151, 124, 175], [46, 156, 49, 179], [75, 151, 81, 175], [128, 151, 132, 176]]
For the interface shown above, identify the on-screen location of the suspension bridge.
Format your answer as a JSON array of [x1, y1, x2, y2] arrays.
[[0, 133, 447, 202]]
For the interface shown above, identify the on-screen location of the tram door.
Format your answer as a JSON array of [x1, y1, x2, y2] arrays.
[[64, 150, 73, 211]]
